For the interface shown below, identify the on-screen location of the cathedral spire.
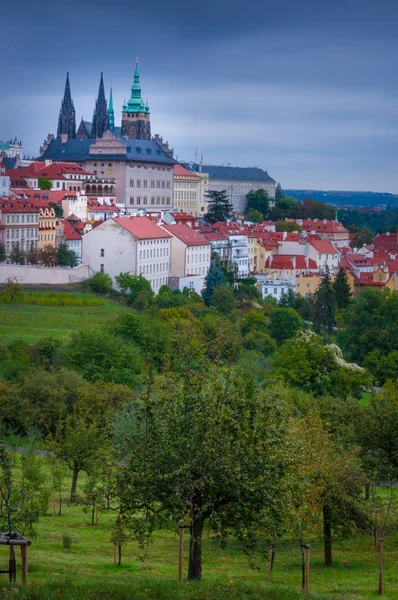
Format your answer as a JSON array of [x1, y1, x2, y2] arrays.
[[108, 86, 115, 133], [57, 72, 76, 139], [91, 72, 108, 138], [121, 59, 151, 140]]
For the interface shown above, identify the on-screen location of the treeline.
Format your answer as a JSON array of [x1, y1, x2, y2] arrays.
[[1, 275, 398, 579], [339, 207, 398, 234]]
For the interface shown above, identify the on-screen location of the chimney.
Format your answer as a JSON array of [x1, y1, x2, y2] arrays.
[[283, 231, 287, 240], [305, 256, 309, 270], [292, 256, 296, 269]]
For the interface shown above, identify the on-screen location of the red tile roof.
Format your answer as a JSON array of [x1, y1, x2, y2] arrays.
[[174, 165, 201, 179], [264, 255, 318, 270], [309, 239, 338, 254], [162, 224, 210, 246], [299, 219, 349, 234], [112, 217, 173, 240], [60, 219, 81, 241], [87, 199, 119, 212]]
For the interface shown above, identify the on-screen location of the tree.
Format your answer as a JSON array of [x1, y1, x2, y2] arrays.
[[288, 409, 367, 568], [39, 245, 58, 267], [56, 416, 107, 502], [350, 227, 374, 248], [245, 189, 270, 218], [38, 177, 52, 190], [0, 445, 49, 537], [275, 182, 283, 203], [9, 242, 25, 265], [269, 307, 303, 345], [313, 269, 335, 335], [49, 201, 63, 218], [65, 329, 143, 388], [114, 273, 153, 304], [245, 210, 263, 223], [211, 285, 236, 314], [333, 267, 352, 309], [113, 367, 289, 580], [88, 272, 113, 294], [271, 330, 367, 398], [357, 382, 398, 480], [338, 290, 398, 364], [26, 245, 40, 265], [202, 261, 225, 306], [275, 221, 302, 233], [203, 190, 233, 224], [57, 243, 78, 267], [0, 242, 6, 262]]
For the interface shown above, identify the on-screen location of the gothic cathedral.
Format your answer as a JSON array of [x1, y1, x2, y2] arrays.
[[56, 60, 150, 141]]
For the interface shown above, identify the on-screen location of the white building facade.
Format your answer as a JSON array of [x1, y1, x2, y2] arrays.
[[82, 216, 172, 293]]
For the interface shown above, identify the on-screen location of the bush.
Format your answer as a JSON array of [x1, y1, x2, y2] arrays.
[[88, 272, 113, 295], [62, 532, 72, 549]]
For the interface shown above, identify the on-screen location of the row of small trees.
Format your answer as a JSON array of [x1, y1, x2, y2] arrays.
[[0, 242, 78, 268]]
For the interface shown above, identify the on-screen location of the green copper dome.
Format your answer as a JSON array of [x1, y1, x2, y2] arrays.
[[122, 59, 150, 114]]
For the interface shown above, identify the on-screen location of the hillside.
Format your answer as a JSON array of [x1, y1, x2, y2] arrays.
[[285, 189, 398, 208]]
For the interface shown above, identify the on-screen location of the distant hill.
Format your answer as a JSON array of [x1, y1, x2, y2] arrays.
[[285, 190, 398, 209]]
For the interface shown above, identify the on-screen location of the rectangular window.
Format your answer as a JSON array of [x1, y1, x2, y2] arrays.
[[161, 181, 165, 188], [100, 264, 104, 273], [167, 181, 171, 189], [143, 196, 148, 204], [137, 180, 141, 188], [143, 180, 148, 188], [156, 181, 161, 188], [151, 180, 155, 188], [100, 249, 104, 257], [130, 197, 134, 205], [137, 197, 141, 204]]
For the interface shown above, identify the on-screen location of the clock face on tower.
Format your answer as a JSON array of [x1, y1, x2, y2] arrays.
[[128, 124, 136, 137]]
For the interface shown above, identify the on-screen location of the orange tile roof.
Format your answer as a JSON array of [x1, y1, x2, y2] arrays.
[[174, 165, 201, 179], [309, 239, 338, 254], [112, 217, 173, 240], [162, 224, 210, 246], [60, 219, 81, 241]]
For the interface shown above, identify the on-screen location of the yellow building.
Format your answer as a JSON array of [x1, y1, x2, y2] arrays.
[[37, 204, 58, 248], [173, 165, 208, 217]]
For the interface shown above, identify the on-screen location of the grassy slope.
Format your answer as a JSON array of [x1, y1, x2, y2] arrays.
[[1, 454, 398, 600], [0, 300, 127, 343]]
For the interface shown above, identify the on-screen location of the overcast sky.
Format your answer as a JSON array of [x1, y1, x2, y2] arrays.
[[1, 0, 398, 192]]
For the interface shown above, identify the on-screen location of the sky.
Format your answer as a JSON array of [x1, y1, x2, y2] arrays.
[[1, 0, 398, 192]]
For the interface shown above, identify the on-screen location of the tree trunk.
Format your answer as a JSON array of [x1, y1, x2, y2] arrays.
[[91, 506, 95, 525], [118, 543, 122, 567], [300, 542, 305, 588], [188, 515, 205, 580], [58, 488, 62, 516], [70, 461, 79, 503], [323, 504, 333, 567], [365, 482, 370, 500]]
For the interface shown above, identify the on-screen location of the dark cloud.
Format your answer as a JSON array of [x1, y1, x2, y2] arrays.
[[1, 0, 397, 191]]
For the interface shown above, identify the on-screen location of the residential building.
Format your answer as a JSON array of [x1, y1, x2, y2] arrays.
[[229, 235, 250, 277], [0, 164, 10, 197], [173, 165, 202, 216], [295, 272, 324, 297], [263, 255, 318, 280], [50, 190, 87, 221], [0, 198, 39, 253], [87, 198, 120, 221], [295, 219, 350, 248], [82, 216, 172, 293], [256, 275, 296, 301], [161, 224, 211, 292], [374, 232, 398, 255], [60, 219, 82, 263], [308, 238, 339, 272], [7, 161, 94, 191], [203, 165, 276, 215]]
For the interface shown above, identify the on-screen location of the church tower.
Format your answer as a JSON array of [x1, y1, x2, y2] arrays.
[[121, 59, 151, 140], [91, 72, 109, 139], [108, 87, 115, 133], [57, 72, 76, 139]]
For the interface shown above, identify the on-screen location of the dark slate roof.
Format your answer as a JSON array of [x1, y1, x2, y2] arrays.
[[1, 157, 18, 169], [37, 138, 177, 165], [201, 165, 275, 183], [83, 123, 121, 139]]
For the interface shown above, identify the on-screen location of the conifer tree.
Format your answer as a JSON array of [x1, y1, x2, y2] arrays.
[[275, 182, 284, 203], [202, 261, 225, 306], [203, 190, 233, 224], [333, 267, 352, 309], [313, 268, 336, 335]]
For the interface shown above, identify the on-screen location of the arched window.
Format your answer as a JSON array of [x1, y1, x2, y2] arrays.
[[86, 185, 91, 194], [91, 185, 97, 194]]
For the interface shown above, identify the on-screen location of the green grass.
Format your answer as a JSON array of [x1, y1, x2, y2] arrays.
[[360, 392, 372, 406], [0, 300, 128, 343], [1, 454, 398, 599]]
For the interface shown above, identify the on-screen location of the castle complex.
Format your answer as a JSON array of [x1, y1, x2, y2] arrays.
[[57, 59, 152, 143]]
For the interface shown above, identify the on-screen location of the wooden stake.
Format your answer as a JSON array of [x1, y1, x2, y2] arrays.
[[21, 545, 28, 585], [379, 538, 384, 596], [96, 508, 99, 526], [304, 544, 310, 593], [267, 545, 273, 579], [113, 543, 117, 566], [178, 520, 185, 581], [9, 545, 16, 584], [53, 489, 56, 516]]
